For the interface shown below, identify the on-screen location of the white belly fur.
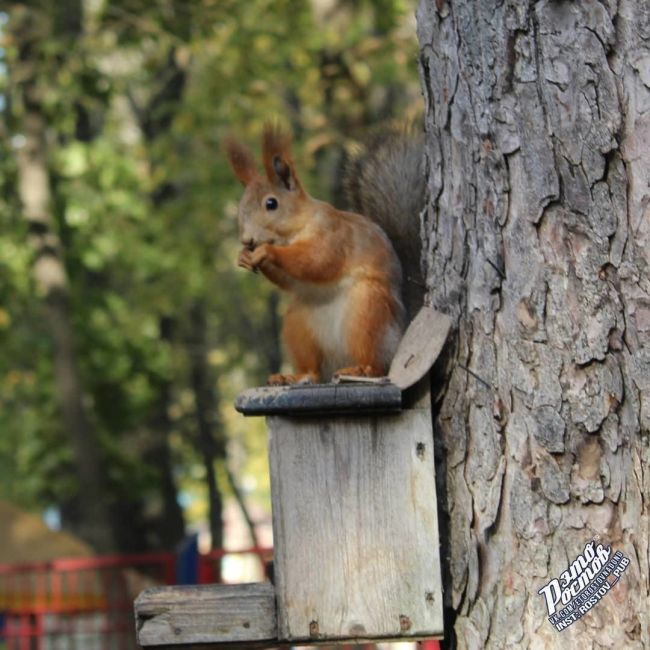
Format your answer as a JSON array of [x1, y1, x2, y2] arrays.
[[306, 288, 350, 378]]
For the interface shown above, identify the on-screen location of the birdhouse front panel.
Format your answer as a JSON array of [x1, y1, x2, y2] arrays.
[[268, 408, 443, 642]]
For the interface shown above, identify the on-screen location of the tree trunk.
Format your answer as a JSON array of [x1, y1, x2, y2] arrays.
[[128, 49, 189, 551], [225, 464, 260, 549], [10, 5, 115, 553], [187, 300, 261, 551], [417, 1, 649, 647], [144, 316, 186, 550], [187, 300, 225, 551]]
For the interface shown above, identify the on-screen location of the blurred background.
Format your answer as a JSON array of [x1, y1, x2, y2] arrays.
[[0, 0, 424, 647]]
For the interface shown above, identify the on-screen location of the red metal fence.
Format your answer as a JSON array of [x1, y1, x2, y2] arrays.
[[0, 548, 440, 649], [0, 552, 176, 649], [197, 545, 273, 583]]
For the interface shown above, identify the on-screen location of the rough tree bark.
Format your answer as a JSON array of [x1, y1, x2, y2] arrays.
[[417, 1, 649, 648]]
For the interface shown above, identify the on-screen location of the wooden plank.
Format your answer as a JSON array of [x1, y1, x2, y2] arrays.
[[135, 582, 276, 647], [388, 306, 452, 390], [268, 410, 444, 642], [135, 641, 280, 650], [235, 383, 402, 417]]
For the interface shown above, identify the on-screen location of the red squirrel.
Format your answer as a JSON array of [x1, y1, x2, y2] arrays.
[[224, 124, 424, 385]]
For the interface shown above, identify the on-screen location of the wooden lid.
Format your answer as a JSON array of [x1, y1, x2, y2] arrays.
[[388, 306, 452, 390], [235, 383, 401, 416]]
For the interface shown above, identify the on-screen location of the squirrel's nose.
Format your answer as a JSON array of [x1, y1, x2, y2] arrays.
[[241, 238, 255, 250]]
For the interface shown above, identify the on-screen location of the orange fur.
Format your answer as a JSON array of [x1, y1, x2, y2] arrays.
[[265, 238, 345, 284], [338, 280, 400, 377], [225, 125, 405, 384], [223, 137, 258, 185], [261, 124, 302, 191], [279, 306, 323, 384]]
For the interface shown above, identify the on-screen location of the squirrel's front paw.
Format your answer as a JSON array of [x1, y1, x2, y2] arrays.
[[249, 243, 272, 268], [238, 244, 272, 272], [237, 248, 255, 271]]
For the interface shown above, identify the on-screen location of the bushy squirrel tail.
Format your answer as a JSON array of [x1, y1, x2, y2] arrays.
[[343, 124, 426, 319]]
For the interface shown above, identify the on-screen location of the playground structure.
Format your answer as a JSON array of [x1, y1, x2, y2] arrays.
[[0, 547, 269, 649]]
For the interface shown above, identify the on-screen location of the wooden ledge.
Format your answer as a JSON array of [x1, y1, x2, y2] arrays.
[[135, 581, 442, 648], [234, 382, 402, 417], [135, 582, 276, 648]]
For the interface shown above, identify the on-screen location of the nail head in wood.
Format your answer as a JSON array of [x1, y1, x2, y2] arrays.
[[399, 615, 412, 632]]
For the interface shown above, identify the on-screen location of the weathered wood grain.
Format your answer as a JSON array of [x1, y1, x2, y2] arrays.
[[135, 582, 276, 647], [268, 409, 443, 642], [235, 383, 402, 416], [388, 306, 452, 390]]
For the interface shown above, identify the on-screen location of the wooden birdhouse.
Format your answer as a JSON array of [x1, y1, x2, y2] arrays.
[[135, 306, 451, 648]]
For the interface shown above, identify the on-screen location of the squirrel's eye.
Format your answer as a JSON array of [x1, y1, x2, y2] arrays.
[[265, 197, 278, 211]]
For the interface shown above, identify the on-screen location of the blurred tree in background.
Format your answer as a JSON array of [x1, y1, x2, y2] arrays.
[[0, 0, 421, 553]]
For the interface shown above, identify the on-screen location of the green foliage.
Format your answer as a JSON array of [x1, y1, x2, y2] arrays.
[[0, 0, 420, 543]]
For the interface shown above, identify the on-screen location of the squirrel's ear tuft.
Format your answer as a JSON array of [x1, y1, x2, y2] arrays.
[[262, 123, 302, 192], [223, 137, 258, 186]]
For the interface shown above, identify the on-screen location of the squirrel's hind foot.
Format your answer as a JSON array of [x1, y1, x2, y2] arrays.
[[333, 365, 384, 380], [267, 372, 319, 386]]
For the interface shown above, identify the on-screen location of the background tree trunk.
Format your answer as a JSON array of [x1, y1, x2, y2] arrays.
[[128, 48, 189, 551], [144, 315, 186, 550], [187, 299, 224, 552], [417, 1, 649, 647], [10, 4, 116, 553]]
